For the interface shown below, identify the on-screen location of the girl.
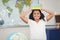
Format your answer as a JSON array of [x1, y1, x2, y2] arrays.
[[20, 7, 54, 40]]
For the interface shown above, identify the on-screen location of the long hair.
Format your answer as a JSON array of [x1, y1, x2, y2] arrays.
[[29, 9, 45, 21]]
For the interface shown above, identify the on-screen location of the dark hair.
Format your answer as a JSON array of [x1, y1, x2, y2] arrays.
[[29, 9, 45, 21]]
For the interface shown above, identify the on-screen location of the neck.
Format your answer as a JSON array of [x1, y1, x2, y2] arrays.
[[34, 19, 40, 23]]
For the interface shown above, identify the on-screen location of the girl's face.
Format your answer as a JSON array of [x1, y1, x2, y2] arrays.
[[33, 10, 41, 20]]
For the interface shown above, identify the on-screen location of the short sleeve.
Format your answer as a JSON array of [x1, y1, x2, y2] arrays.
[[44, 17, 47, 22], [28, 19, 33, 25]]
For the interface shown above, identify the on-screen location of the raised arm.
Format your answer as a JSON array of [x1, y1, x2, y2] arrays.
[[20, 9, 31, 23], [41, 8, 54, 21]]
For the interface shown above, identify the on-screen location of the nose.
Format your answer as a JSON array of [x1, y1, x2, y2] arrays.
[[35, 13, 39, 16]]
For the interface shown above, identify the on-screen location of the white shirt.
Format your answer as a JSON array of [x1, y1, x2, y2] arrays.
[[28, 18, 47, 40]]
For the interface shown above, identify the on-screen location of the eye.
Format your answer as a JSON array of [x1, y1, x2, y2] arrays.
[[34, 13, 35, 14], [37, 13, 40, 15], [37, 13, 39, 14]]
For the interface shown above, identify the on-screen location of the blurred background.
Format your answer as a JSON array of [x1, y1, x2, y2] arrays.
[[0, 0, 60, 40]]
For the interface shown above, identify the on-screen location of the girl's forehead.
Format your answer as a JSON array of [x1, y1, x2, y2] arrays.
[[33, 11, 40, 13]]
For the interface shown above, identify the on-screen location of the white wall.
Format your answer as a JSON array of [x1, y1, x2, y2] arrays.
[[40, 0, 60, 14]]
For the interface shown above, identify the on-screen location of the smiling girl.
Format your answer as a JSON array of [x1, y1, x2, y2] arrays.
[[20, 7, 54, 40]]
